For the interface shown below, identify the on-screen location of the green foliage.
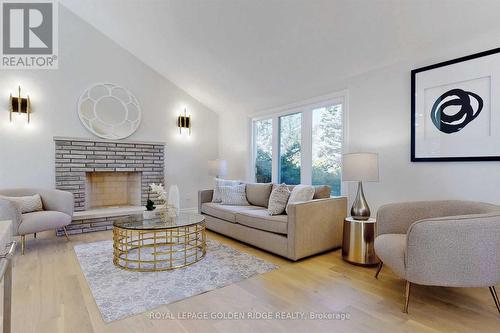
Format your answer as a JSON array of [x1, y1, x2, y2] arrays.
[[312, 165, 341, 196], [278, 113, 301, 184], [255, 119, 273, 183], [255, 148, 272, 183], [279, 141, 301, 184], [311, 105, 342, 195]]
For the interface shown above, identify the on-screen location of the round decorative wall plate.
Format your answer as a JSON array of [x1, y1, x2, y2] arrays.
[[78, 83, 142, 140]]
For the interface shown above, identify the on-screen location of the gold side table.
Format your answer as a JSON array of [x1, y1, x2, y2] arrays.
[[342, 217, 379, 266]]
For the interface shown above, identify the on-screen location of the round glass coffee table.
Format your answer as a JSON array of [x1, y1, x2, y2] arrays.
[[113, 213, 206, 272]]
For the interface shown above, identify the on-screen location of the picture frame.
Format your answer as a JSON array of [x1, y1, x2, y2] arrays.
[[411, 47, 500, 162]]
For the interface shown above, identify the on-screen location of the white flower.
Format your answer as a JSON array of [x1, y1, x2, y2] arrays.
[[149, 183, 167, 203]]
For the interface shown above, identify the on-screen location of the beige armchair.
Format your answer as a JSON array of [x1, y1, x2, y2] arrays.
[[0, 188, 74, 254], [374, 200, 500, 314]]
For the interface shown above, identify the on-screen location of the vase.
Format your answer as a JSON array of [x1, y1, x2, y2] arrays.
[[168, 185, 180, 215], [142, 210, 157, 220]]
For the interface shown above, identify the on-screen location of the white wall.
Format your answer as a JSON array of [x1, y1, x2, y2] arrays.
[[344, 63, 479, 211], [223, 29, 500, 213], [218, 111, 250, 180], [0, 5, 219, 210], [343, 30, 500, 212]]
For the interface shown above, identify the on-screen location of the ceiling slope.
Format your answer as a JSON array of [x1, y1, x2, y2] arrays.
[[60, 0, 500, 114]]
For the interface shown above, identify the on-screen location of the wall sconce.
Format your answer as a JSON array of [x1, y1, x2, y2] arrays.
[[9, 86, 31, 123], [177, 108, 191, 135]]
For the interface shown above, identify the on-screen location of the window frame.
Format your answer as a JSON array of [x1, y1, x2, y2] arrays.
[[250, 90, 349, 196]]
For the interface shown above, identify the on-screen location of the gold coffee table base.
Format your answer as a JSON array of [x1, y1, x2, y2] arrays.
[[113, 223, 206, 272]]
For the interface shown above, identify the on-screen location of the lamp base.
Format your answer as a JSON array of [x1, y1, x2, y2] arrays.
[[351, 181, 370, 220]]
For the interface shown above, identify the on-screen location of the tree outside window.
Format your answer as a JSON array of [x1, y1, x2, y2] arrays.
[[254, 119, 272, 183], [312, 105, 343, 195], [279, 113, 301, 185]]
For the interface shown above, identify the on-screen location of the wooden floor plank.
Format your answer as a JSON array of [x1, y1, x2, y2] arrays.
[[7, 230, 499, 333]]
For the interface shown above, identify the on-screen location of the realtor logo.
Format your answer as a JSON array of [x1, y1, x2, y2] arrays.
[[1, 0, 58, 69]]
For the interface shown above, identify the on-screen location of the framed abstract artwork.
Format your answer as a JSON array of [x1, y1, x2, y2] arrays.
[[411, 47, 500, 161]]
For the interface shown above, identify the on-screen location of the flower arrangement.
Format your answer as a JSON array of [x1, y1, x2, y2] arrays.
[[149, 183, 178, 220], [149, 183, 168, 203]]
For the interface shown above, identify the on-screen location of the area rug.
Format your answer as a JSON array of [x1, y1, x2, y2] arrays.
[[74, 239, 278, 323]]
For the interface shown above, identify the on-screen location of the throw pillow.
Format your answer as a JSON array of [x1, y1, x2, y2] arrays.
[[286, 185, 315, 214], [212, 178, 240, 203], [267, 183, 290, 215], [0, 194, 43, 213], [313, 185, 331, 199], [246, 183, 273, 207], [219, 184, 249, 206]]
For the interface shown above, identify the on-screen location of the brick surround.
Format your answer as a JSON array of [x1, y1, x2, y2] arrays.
[[54, 137, 165, 235]]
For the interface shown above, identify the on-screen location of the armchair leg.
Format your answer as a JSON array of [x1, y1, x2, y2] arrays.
[[62, 226, 70, 241], [403, 281, 411, 314], [21, 235, 25, 255], [375, 261, 383, 279], [489, 286, 500, 314]]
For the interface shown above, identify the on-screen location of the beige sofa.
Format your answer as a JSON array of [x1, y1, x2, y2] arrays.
[[374, 200, 500, 314], [198, 183, 347, 261], [0, 188, 74, 254]]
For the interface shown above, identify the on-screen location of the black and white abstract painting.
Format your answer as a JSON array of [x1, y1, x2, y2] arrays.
[[411, 47, 500, 161]]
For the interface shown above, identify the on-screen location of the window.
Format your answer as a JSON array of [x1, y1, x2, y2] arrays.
[[279, 113, 301, 185], [312, 105, 343, 195], [251, 93, 346, 195], [253, 119, 272, 183]]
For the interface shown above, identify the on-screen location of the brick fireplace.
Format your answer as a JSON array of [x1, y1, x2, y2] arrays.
[[54, 137, 165, 235]]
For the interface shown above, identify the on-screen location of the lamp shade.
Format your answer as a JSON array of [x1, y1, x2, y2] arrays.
[[342, 153, 379, 182], [208, 159, 227, 177]]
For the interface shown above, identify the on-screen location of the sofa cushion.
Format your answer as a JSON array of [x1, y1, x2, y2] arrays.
[[271, 184, 331, 199], [0, 194, 43, 213], [272, 184, 296, 193], [374, 234, 407, 278], [19, 211, 72, 235], [286, 185, 315, 214], [212, 178, 241, 203], [246, 183, 272, 207], [236, 209, 288, 235], [268, 183, 290, 215], [313, 185, 331, 199], [219, 184, 249, 206], [201, 202, 261, 223]]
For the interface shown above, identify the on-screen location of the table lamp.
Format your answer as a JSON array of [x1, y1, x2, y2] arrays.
[[208, 159, 227, 178], [342, 153, 379, 220]]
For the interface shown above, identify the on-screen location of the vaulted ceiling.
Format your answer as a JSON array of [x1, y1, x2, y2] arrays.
[[60, 0, 500, 114]]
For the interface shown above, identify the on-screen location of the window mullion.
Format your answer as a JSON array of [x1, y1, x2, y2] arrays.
[[250, 121, 256, 182], [301, 109, 312, 185], [271, 116, 279, 183]]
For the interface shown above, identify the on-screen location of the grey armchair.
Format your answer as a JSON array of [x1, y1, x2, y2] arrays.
[[0, 188, 74, 254], [374, 200, 500, 314]]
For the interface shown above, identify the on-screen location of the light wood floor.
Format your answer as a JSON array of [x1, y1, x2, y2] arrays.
[[8, 230, 499, 333]]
